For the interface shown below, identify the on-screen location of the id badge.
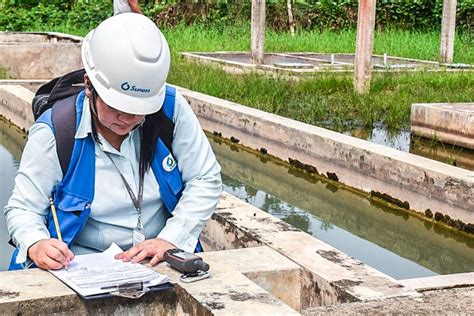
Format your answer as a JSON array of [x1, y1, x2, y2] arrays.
[[133, 227, 145, 246]]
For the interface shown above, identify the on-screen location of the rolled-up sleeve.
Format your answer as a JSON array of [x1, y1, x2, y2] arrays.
[[157, 90, 222, 252], [4, 122, 62, 264]]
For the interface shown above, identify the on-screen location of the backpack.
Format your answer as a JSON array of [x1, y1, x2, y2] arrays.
[[31, 69, 175, 176], [32, 69, 86, 121]]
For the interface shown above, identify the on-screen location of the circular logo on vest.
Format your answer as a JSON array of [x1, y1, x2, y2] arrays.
[[163, 154, 176, 172]]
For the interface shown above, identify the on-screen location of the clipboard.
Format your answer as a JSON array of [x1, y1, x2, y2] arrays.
[[78, 281, 174, 300], [49, 243, 172, 300]]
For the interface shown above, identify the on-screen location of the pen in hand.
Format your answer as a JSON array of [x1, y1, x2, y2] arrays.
[[49, 197, 69, 271]]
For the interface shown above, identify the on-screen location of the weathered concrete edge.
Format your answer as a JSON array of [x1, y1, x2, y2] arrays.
[[0, 85, 35, 130], [204, 192, 421, 308], [411, 102, 474, 150], [43, 31, 83, 42], [187, 51, 442, 65], [0, 31, 82, 43], [0, 246, 300, 315], [411, 125, 474, 150], [400, 272, 474, 292], [181, 52, 474, 73], [179, 86, 472, 181], [177, 85, 474, 222]]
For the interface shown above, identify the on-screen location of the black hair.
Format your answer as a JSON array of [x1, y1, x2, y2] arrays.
[[140, 111, 162, 177]]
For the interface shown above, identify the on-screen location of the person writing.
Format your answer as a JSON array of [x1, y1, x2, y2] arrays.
[[5, 13, 222, 270]]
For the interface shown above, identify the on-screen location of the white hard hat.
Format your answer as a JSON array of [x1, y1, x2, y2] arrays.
[[81, 13, 170, 115]]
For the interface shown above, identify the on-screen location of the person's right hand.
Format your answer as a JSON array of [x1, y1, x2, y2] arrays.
[[27, 239, 74, 270]]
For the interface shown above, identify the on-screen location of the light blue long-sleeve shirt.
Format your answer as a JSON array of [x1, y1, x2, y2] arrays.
[[4, 88, 222, 264]]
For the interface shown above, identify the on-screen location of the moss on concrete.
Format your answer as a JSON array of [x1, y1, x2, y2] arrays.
[[0, 68, 12, 79]]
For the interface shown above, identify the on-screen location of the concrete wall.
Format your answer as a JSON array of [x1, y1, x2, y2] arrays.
[[181, 52, 473, 76], [411, 103, 474, 150], [0, 32, 82, 79], [0, 32, 82, 44], [0, 85, 35, 129], [180, 87, 474, 224]]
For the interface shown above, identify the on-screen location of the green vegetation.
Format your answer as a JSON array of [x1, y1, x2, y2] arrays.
[[0, 1, 473, 133], [1, 0, 473, 33], [168, 61, 473, 132], [165, 25, 473, 131]]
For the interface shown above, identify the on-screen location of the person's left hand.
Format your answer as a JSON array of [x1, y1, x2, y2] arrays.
[[115, 238, 175, 266]]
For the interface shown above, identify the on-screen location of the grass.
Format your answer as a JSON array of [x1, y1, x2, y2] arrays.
[[21, 23, 474, 132], [168, 60, 473, 131], [162, 24, 473, 131]]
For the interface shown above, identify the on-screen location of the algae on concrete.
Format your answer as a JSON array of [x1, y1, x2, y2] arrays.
[[0, 68, 12, 79]]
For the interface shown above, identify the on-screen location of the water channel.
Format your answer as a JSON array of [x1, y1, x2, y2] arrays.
[[1, 118, 473, 279]]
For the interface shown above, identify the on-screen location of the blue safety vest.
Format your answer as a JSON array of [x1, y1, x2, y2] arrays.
[[9, 86, 201, 270]]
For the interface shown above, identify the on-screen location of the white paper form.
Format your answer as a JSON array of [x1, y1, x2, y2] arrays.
[[49, 243, 170, 297]]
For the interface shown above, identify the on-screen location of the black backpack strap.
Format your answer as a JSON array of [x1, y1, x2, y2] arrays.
[[51, 94, 78, 176], [157, 109, 174, 152], [156, 86, 177, 152]]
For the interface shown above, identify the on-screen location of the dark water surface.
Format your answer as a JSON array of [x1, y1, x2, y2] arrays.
[[211, 137, 474, 280], [1, 119, 472, 279], [1, 119, 25, 270]]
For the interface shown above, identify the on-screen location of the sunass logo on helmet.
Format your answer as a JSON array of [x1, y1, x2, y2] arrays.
[[120, 82, 151, 94]]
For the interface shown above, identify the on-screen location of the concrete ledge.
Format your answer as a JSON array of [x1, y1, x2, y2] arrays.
[[303, 287, 474, 315], [182, 51, 474, 77], [0, 32, 82, 79], [0, 246, 299, 315], [400, 272, 474, 292], [411, 103, 474, 150], [0, 31, 82, 44], [0, 85, 35, 130], [179, 86, 474, 223], [0, 80, 47, 92], [202, 193, 420, 308], [0, 43, 82, 79]]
